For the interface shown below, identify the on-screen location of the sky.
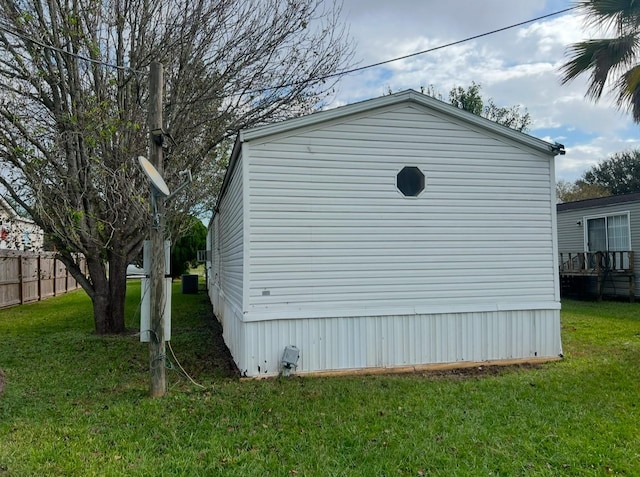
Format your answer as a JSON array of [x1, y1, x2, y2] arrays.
[[326, 0, 640, 183]]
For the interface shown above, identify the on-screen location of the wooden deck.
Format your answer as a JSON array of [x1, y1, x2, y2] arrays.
[[559, 251, 635, 301]]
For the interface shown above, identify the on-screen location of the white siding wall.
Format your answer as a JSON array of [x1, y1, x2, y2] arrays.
[[0, 211, 45, 252], [206, 225, 212, 288], [244, 103, 557, 318], [557, 207, 586, 253], [211, 99, 562, 377], [206, 222, 219, 313], [210, 155, 244, 324]]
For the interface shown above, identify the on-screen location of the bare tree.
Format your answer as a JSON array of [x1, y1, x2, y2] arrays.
[[0, 0, 353, 333]]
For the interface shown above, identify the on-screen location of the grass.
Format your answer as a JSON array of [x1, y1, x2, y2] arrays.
[[1, 287, 639, 477]]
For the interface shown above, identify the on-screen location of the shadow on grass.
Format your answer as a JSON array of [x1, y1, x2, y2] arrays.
[[167, 290, 240, 382], [0, 282, 238, 402]]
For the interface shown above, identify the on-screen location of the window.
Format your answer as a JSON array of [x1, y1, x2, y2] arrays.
[[396, 166, 425, 197], [585, 213, 630, 252]]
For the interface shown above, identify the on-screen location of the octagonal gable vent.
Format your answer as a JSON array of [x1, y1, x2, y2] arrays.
[[396, 166, 425, 197]]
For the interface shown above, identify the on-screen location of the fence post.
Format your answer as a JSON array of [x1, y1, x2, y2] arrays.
[[52, 257, 57, 296], [37, 254, 42, 301], [18, 254, 24, 304]]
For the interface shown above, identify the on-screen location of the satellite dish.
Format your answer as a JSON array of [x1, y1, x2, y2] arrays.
[[138, 156, 170, 197]]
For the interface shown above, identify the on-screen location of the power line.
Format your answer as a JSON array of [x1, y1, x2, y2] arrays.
[[0, 23, 146, 75], [0, 6, 578, 93], [346, 6, 578, 78], [243, 6, 580, 95]]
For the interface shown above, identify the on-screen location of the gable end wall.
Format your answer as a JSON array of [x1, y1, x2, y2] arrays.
[[244, 103, 558, 319]]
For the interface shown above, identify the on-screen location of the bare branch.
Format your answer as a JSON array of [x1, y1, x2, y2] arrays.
[[0, 0, 353, 333]]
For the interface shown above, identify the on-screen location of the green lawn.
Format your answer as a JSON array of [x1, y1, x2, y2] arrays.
[[1, 286, 639, 476]]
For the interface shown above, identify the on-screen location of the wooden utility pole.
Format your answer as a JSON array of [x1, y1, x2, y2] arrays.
[[148, 61, 166, 397]]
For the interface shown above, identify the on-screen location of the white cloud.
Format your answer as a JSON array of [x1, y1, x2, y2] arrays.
[[555, 136, 640, 181], [329, 0, 639, 183]]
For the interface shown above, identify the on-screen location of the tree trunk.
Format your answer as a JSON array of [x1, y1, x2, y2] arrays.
[[106, 253, 128, 334], [61, 249, 129, 335], [92, 252, 128, 334], [91, 273, 127, 333], [92, 290, 118, 335]]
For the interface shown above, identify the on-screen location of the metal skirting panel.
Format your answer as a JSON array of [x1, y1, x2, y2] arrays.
[[220, 308, 562, 377]]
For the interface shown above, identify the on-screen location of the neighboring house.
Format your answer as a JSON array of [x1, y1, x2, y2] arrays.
[[557, 193, 639, 300], [0, 196, 44, 252], [207, 90, 564, 377]]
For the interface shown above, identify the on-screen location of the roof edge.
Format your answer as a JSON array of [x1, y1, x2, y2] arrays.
[[240, 89, 558, 156], [213, 135, 243, 214], [557, 192, 640, 211], [215, 90, 562, 213]]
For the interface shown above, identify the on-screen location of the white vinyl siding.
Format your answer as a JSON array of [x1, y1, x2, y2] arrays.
[[245, 104, 556, 316], [206, 225, 215, 287], [216, 156, 244, 312], [209, 92, 562, 376]]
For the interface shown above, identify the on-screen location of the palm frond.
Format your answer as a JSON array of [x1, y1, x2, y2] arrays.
[[561, 34, 640, 100], [577, 0, 640, 34], [565, 1, 640, 123], [615, 63, 640, 120]]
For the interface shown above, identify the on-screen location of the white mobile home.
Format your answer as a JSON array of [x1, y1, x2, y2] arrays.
[[207, 90, 564, 377]]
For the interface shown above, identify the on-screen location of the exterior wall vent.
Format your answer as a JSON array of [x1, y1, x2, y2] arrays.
[[397, 166, 425, 197]]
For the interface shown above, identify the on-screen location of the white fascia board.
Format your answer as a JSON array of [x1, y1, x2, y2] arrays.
[[240, 90, 558, 156], [214, 135, 243, 211]]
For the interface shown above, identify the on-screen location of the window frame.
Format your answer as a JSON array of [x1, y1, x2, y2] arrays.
[[395, 166, 426, 198], [583, 211, 631, 252]]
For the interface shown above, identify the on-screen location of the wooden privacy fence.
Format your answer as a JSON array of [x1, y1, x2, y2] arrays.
[[0, 250, 86, 309]]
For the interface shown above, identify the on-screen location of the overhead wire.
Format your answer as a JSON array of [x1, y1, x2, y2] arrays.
[[0, 22, 146, 74], [0, 6, 579, 95], [317, 6, 580, 84], [238, 5, 581, 96]]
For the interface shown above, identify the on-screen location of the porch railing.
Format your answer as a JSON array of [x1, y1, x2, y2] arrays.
[[559, 251, 634, 274]]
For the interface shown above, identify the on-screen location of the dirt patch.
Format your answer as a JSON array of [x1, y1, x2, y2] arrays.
[[165, 293, 240, 381], [181, 305, 240, 380], [422, 362, 542, 380], [197, 303, 240, 379]]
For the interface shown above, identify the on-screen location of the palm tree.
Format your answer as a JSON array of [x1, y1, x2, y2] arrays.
[[561, 0, 640, 122]]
